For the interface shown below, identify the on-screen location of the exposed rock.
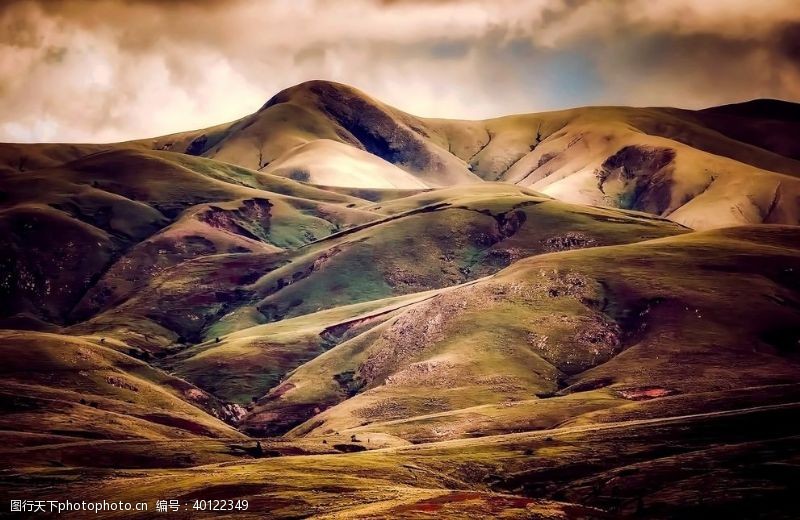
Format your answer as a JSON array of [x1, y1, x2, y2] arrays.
[[596, 145, 676, 213], [198, 198, 273, 242], [105, 375, 139, 392], [185, 134, 208, 156], [543, 232, 596, 252]]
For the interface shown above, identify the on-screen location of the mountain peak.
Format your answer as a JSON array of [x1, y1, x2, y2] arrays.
[[260, 80, 369, 111]]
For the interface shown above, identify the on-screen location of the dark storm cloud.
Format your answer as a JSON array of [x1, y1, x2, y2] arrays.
[[777, 22, 800, 64], [0, 0, 798, 142]]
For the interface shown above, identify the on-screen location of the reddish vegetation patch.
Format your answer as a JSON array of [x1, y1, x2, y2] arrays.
[[485, 494, 538, 512], [268, 381, 296, 399], [178, 483, 272, 501], [617, 386, 677, 400], [138, 413, 215, 436], [408, 502, 439, 513], [400, 492, 482, 513], [398, 492, 537, 514], [198, 198, 273, 242]]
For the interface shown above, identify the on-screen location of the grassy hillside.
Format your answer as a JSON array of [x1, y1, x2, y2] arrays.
[[3, 81, 800, 519], [55, 183, 684, 418], [8, 401, 799, 519], [169, 291, 440, 404], [0, 148, 380, 327], [0, 330, 245, 444], [243, 226, 800, 438], [247, 185, 686, 326]]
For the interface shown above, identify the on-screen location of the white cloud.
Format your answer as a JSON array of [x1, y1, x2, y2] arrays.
[[0, 0, 798, 142]]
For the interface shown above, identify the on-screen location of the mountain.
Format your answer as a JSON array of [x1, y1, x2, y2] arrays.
[[135, 81, 800, 230], [2, 81, 800, 519]]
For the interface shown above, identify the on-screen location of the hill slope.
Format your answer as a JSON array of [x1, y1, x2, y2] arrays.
[[130, 81, 800, 230], [0, 148, 379, 327], [243, 226, 800, 437], [2, 81, 800, 519]]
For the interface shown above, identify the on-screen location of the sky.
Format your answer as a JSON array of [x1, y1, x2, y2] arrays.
[[1, 0, 799, 143]]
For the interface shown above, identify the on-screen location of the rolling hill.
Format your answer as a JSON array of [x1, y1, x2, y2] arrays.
[[2, 81, 800, 519], [133, 81, 800, 230]]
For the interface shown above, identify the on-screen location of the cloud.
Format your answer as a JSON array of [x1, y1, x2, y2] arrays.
[[0, 0, 798, 142]]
